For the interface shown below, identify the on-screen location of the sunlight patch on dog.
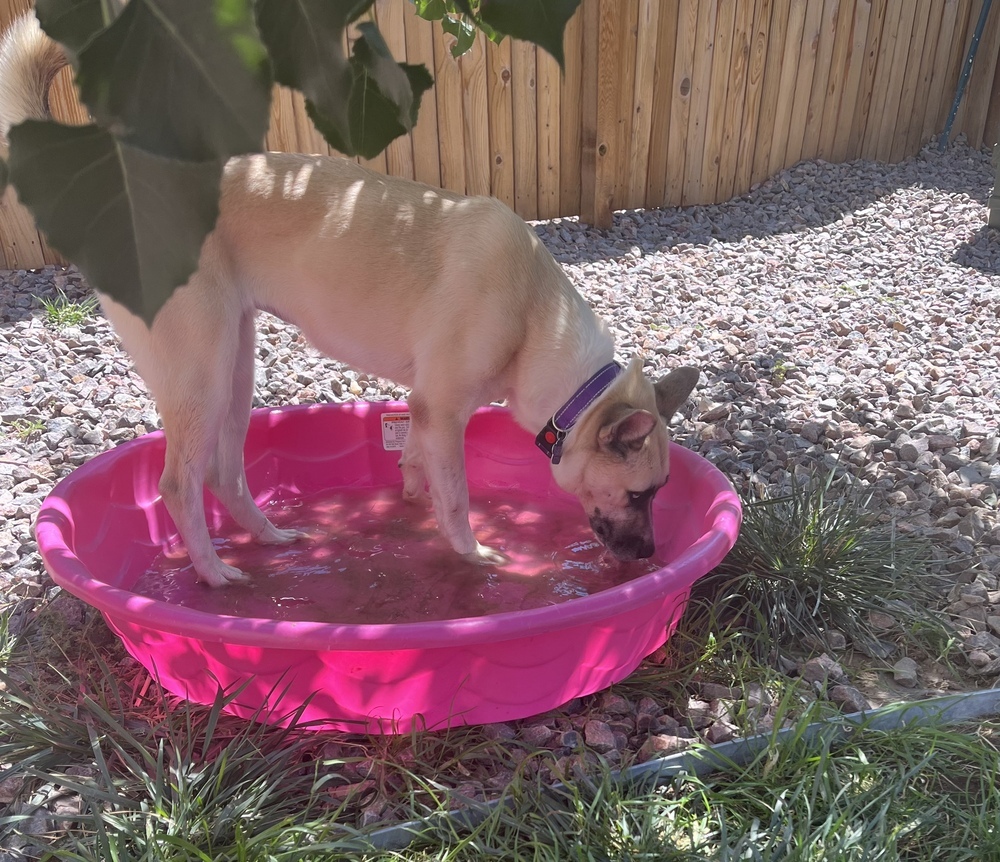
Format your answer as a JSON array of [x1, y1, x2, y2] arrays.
[[244, 154, 277, 196], [282, 163, 315, 199]]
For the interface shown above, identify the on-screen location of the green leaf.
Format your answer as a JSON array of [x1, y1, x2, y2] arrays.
[[34, 0, 117, 59], [74, 0, 272, 161], [413, 0, 448, 21], [307, 57, 432, 160], [353, 22, 417, 126], [254, 0, 374, 154], [441, 15, 477, 57], [480, 0, 581, 68], [8, 120, 223, 325]]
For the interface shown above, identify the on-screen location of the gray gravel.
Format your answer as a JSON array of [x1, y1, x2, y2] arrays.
[[1, 139, 998, 721]]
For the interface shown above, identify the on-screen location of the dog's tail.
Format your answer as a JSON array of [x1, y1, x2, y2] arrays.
[[0, 13, 67, 148]]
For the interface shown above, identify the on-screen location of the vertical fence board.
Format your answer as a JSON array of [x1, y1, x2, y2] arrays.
[[404, 13, 442, 187], [802, 0, 841, 161], [536, 46, 561, 218], [0, 0, 28, 28], [581, 0, 619, 226], [645, 0, 679, 207], [0, 187, 45, 269], [487, 37, 515, 207], [734, 0, 772, 195], [665, 1, 699, 204], [460, 32, 491, 196], [750, 0, 791, 185], [612, 0, 640, 210], [766, 0, 807, 176], [716, 0, 756, 201], [624, 0, 658, 210], [682, 1, 718, 205], [434, 23, 467, 193], [265, 86, 298, 153], [785, 0, 824, 166], [47, 64, 88, 126], [816, 0, 856, 160], [579, 0, 599, 224], [377, 0, 416, 181], [891, 0, 934, 162], [829, 0, 871, 162], [904, 0, 945, 153], [848, 0, 888, 158], [559, 9, 584, 216], [874, 1, 918, 162], [861, 0, 902, 159], [511, 39, 538, 218], [700, 0, 737, 205]]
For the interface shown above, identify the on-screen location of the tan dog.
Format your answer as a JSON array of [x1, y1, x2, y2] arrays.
[[0, 14, 699, 587]]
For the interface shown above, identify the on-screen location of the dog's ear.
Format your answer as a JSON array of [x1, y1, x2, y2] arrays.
[[653, 367, 699, 421], [598, 409, 658, 458]]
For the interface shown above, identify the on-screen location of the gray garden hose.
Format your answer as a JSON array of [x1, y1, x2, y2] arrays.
[[362, 688, 1000, 852]]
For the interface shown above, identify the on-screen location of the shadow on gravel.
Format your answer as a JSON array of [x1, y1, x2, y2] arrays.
[[542, 144, 996, 267], [953, 226, 1000, 276]]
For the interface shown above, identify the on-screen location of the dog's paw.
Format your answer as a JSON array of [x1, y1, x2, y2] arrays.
[[198, 561, 250, 588], [255, 524, 306, 545], [402, 487, 431, 505], [463, 543, 510, 567]]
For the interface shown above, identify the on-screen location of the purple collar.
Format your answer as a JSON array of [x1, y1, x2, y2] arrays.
[[535, 362, 622, 464]]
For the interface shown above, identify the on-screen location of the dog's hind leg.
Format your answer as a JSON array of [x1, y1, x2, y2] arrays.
[[205, 310, 302, 546], [103, 291, 254, 588]]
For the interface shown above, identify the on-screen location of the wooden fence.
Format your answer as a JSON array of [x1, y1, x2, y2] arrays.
[[2, 0, 999, 269]]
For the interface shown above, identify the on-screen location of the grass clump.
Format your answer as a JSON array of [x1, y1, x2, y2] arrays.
[[5, 417, 45, 441], [40, 289, 99, 329], [686, 468, 949, 658]]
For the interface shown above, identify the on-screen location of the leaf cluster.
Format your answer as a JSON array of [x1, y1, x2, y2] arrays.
[[1, 0, 580, 324]]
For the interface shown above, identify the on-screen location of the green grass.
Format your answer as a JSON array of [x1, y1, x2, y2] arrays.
[[686, 468, 951, 659], [3, 641, 997, 862], [369, 718, 1000, 861], [40, 289, 99, 329], [5, 417, 45, 441]]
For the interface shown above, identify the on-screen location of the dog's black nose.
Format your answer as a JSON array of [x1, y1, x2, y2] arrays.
[[609, 538, 655, 561], [590, 516, 655, 561]]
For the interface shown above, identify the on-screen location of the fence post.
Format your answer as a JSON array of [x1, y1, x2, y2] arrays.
[[579, 0, 617, 229]]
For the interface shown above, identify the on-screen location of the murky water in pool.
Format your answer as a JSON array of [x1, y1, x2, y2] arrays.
[[130, 488, 663, 623]]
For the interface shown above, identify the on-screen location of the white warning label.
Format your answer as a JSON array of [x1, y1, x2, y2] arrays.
[[381, 412, 411, 451]]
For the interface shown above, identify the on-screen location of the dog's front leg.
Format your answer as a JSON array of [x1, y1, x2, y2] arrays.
[[412, 403, 507, 566], [160, 439, 250, 588]]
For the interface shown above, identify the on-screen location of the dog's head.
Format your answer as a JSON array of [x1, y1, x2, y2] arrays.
[[551, 360, 699, 560]]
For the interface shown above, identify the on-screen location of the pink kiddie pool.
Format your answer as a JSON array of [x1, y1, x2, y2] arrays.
[[37, 403, 740, 733]]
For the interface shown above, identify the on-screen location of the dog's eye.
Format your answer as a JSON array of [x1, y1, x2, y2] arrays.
[[628, 480, 667, 505]]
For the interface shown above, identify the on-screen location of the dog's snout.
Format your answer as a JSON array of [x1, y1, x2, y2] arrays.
[[609, 537, 656, 561], [589, 511, 655, 560], [589, 512, 613, 543]]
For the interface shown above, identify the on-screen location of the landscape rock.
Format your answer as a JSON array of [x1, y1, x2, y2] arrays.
[[892, 657, 920, 688]]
